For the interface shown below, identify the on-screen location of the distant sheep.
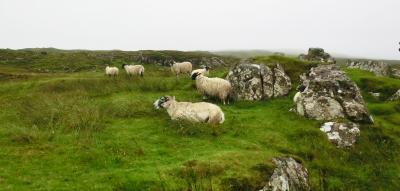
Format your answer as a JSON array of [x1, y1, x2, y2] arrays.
[[191, 72, 232, 105], [191, 66, 210, 77], [171, 61, 192, 76], [105, 66, 119, 77], [154, 96, 225, 124], [122, 64, 144, 77]]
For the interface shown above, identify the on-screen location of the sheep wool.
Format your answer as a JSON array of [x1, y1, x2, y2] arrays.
[[192, 73, 232, 105], [154, 96, 225, 124], [105, 66, 119, 77], [122, 64, 144, 77], [171, 61, 192, 76]]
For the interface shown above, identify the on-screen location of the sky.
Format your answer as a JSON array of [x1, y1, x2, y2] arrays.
[[0, 0, 399, 59]]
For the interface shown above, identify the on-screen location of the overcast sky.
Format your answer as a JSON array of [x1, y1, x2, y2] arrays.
[[1, 0, 399, 59]]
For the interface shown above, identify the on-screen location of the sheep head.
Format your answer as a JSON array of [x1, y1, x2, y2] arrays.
[[122, 64, 128, 68], [154, 96, 175, 109], [191, 72, 201, 80]]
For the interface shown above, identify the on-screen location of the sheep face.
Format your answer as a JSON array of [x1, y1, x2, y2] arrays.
[[205, 66, 211, 71], [122, 64, 127, 69], [191, 72, 201, 80], [153, 96, 174, 109]]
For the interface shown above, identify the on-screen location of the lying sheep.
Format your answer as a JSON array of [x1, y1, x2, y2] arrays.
[[105, 66, 119, 77], [122, 64, 144, 77], [154, 96, 225, 124], [191, 66, 210, 77], [191, 72, 232, 105], [171, 61, 192, 76]]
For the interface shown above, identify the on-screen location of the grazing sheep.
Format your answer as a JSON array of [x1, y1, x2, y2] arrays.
[[154, 96, 225, 124], [191, 72, 232, 105], [122, 64, 144, 77], [171, 61, 192, 76], [191, 66, 211, 77], [105, 66, 119, 77]]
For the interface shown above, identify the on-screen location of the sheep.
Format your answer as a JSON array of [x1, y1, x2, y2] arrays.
[[191, 66, 211, 77], [105, 66, 119, 77], [122, 64, 144, 77], [293, 85, 307, 103], [191, 72, 232, 105], [153, 96, 225, 124], [171, 61, 192, 76]]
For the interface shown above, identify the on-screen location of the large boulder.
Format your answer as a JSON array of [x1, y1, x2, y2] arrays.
[[298, 48, 335, 63], [295, 65, 372, 123], [226, 63, 291, 101], [320, 122, 360, 148], [346, 60, 390, 76], [261, 157, 310, 191]]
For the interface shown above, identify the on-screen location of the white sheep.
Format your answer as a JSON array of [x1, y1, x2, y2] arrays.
[[171, 61, 192, 76], [191, 66, 210, 77], [154, 96, 225, 124], [105, 66, 119, 77], [293, 85, 307, 103], [122, 64, 144, 77], [191, 72, 232, 105]]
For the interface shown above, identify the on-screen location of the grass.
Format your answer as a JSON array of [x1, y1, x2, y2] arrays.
[[0, 62, 399, 190]]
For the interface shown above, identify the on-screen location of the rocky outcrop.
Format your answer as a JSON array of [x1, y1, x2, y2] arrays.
[[226, 63, 291, 101], [320, 122, 360, 148], [294, 65, 372, 123], [389, 90, 400, 101], [298, 48, 335, 63], [346, 60, 390, 76], [261, 157, 310, 191], [391, 68, 400, 78]]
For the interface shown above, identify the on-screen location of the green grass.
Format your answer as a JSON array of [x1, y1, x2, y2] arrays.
[[0, 64, 399, 190]]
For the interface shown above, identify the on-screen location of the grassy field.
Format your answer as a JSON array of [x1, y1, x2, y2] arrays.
[[0, 59, 399, 190]]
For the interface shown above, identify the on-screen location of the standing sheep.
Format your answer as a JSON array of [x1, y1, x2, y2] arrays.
[[191, 66, 211, 77], [191, 72, 232, 105], [105, 66, 119, 77], [122, 64, 145, 77], [171, 61, 192, 76], [153, 96, 225, 124]]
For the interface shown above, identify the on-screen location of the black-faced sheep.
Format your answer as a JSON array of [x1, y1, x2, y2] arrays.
[[154, 96, 225, 124], [122, 64, 144, 77], [191, 66, 210, 77], [191, 72, 232, 105]]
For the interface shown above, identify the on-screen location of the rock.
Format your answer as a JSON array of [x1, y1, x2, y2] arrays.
[[320, 122, 360, 148], [295, 65, 372, 123], [298, 48, 334, 63], [389, 89, 400, 101], [346, 60, 390, 76], [391, 68, 400, 78], [261, 157, 310, 191], [226, 63, 291, 101]]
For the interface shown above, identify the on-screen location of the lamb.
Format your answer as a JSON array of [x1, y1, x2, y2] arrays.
[[191, 72, 232, 105], [105, 66, 119, 77], [154, 96, 225, 124], [191, 66, 210, 77], [171, 61, 192, 76], [122, 64, 144, 77]]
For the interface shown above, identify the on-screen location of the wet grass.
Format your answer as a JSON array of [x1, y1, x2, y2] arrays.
[[0, 65, 399, 190]]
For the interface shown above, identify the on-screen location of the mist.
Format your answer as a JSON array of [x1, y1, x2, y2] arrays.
[[1, 0, 399, 59]]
